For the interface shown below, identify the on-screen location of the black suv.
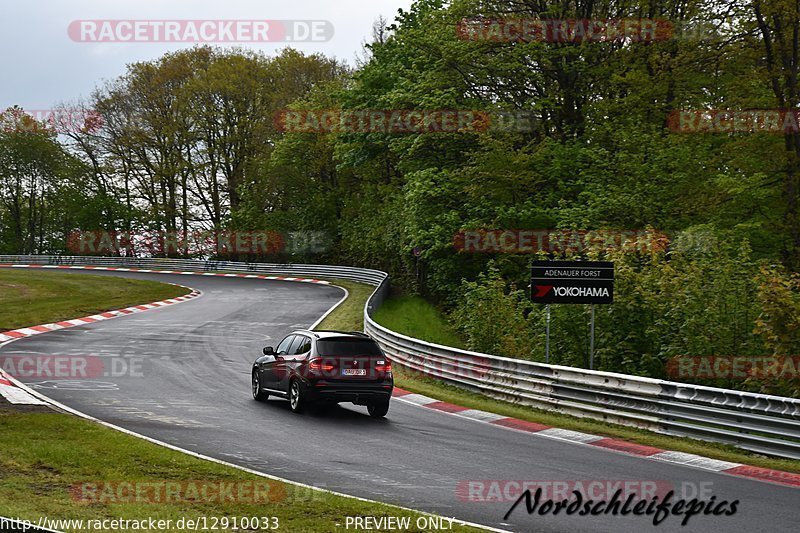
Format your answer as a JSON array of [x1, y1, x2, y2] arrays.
[[251, 330, 393, 417]]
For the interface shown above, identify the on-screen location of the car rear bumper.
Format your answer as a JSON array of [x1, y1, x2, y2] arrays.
[[305, 381, 393, 404]]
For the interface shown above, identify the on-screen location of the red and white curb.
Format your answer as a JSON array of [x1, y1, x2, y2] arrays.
[[0, 287, 201, 345], [0, 368, 47, 405], [0, 280, 201, 405], [391, 388, 800, 490], [0, 264, 330, 285]]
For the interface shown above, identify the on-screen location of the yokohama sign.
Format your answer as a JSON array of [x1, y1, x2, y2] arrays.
[[531, 261, 614, 304], [551, 286, 610, 298]]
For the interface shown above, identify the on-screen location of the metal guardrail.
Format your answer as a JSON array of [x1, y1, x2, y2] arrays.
[[0, 254, 387, 285], [3, 255, 800, 460]]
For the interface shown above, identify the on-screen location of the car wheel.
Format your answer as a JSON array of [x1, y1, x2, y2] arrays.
[[252, 370, 269, 401], [367, 398, 390, 418], [289, 380, 306, 413]]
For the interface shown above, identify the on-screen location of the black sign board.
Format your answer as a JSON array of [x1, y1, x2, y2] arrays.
[[531, 260, 614, 304]]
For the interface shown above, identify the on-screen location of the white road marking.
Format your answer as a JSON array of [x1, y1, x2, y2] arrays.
[[394, 393, 438, 406], [458, 409, 507, 422], [537, 427, 606, 443], [650, 451, 741, 472]]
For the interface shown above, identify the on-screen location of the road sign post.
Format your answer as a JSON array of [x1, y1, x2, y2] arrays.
[[531, 260, 614, 370], [589, 303, 595, 370], [545, 304, 551, 364]]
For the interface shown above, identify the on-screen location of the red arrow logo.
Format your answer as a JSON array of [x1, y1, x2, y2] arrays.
[[533, 285, 552, 298]]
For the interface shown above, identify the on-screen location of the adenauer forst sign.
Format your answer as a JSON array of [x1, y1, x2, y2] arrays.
[[531, 260, 614, 368], [531, 261, 614, 304]]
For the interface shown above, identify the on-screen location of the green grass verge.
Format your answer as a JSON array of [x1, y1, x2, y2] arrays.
[[372, 295, 466, 349], [313, 280, 374, 332], [0, 411, 483, 532], [321, 280, 800, 474], [0, 269, 189, 331]]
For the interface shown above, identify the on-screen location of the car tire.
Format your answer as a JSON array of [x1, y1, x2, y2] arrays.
[[367, 398, 390, 418], [289, 379, 306, 413], [252, 370, 269, 401]]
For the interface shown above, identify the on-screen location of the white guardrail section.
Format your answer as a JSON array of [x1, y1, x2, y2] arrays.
[[3, 255, 800, 460]]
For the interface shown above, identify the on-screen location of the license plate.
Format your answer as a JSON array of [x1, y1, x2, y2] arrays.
[[343, 369, 366, 376]]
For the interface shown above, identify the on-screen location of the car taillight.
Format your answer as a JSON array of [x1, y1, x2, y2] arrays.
[[375, 361, 392, 373], [309, 359, 334, 372]]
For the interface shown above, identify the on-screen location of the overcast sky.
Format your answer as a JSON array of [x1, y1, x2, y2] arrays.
[[1, 0, 414, 110]]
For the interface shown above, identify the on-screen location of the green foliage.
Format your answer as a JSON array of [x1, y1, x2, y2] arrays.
[[451, 264, 533, 359], [446, 227, 800, 396], [0, 109, 92, 254], [754, 265, 800, 355]]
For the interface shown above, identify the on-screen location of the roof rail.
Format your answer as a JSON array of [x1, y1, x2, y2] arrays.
[[312, 329, 370, 337], [293, 328, 320, 338]]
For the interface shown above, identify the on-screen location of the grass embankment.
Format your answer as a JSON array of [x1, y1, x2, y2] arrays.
[[0, 270, 482, 532], [313, 280, 374, 332], [314, 286, 465, 350], [0, 269, 189, 331], [372, 295, 466, 348], [332, 282, 800, 474]]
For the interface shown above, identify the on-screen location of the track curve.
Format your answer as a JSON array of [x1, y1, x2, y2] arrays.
[[2, 269, 798, 533]]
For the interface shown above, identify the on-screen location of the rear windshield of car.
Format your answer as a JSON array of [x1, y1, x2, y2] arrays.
[[316, 338, 383, 357]]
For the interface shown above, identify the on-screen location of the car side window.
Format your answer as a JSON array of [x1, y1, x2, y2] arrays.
[[295, 336, 312, 355], [288, 335, 305, 355], [276, 335, 295, 355]]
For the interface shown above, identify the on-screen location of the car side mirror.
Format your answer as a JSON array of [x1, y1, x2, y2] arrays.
[[263, 346, 275, 356]]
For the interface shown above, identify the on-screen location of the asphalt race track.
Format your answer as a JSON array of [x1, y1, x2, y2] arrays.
[[2, 270, 798, 532]]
